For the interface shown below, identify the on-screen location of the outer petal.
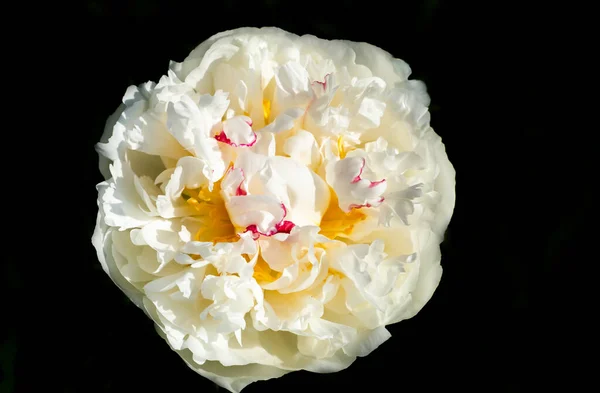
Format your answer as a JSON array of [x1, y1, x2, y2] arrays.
[[341, 326, 391, 358], [96, 104, 125, 180], [393, 228, 443, 321], [179, 354, 289, 393], [346, 41, 413, 85], [92, 183, 144, 308], [125, 109, 188, 160], [430, 135, 456, 236], [101, 160, 154, 229]]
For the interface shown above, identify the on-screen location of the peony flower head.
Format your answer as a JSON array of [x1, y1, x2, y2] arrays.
[[92, 27, 455, 392]]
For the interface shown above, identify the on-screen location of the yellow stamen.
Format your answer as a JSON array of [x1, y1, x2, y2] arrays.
[[337, 135, 346, 158], [328, 268, 344, 279], [253, 254, 281, 283], [336, 135, 356, 159], [262, 98, 271, 124], [183, 180, 238, 244], [319, 190, 367, 239]]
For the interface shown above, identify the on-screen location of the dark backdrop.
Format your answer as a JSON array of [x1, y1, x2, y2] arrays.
[[3, 1, 573, 392]]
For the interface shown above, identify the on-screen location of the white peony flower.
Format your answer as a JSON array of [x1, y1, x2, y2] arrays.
[[92, 27, 455, 392]]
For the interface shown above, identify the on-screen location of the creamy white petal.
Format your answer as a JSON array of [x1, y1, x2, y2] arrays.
[[92, 185, 144, 308], [166, 93, 228, 183], [101, 160, 153, 229], [273, 61, 313, 111], [216, 115, 257, 147], [226, 195, 286, 235], [341, 326, 391, 358], [125, 110, 188, 160], [96, 106, 125, 180], [283, 129, 320, 168], [258, 107, 304, 134], [326, 156, 387, 212]]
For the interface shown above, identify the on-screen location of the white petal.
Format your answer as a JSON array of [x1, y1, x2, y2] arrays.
[[221, 167, 247, 197], [430, 135, 456, 236], [326, 156, 387, 212], [125, 110, 188, 160], [328, 240, 404, 314], [140, 219, 181, 263], [356, 97, 386, 129], [258, 237, 294, 272], [92, 200, 144, 308], [346, 41, 412, 84], [258, 107, 304, 134], [234, 154, 330, 228], [283, 129, 320, 168], [101, 160, 153, 229], [250, 132, 276, 156], [180, 358, 289, 393], [213, 63, 250, 113], [274, 61, 312, 109], [96, 82, 156, 177], [341, 326, 391, 357], [395, 229, 443, 321], [216, 115, 257, 147], [164, 156, 210, 198], [166, 93, 228, 183], [137, 245, 182, 276], [96, 107, 125, 180], [226, 195, 285, 234], [133, 175, 160, 216]]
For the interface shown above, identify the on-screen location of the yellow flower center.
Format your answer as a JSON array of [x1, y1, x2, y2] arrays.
[[182, 180, 239, 244], [319, 190, 367, 240], [263, 98, 271, 124], [337, 135, 355, 159], [252, 254, 281, 283]]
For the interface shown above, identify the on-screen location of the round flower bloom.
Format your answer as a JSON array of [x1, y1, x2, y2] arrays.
[[93, 27, 455, 392]]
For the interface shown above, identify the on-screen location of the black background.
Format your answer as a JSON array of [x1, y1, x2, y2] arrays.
[[3, 1, 576, 392]]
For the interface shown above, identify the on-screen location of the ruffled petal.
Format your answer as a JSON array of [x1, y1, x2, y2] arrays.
[[216, 115, 257, 147], [166, 92, 228, 183], [326, 156, 387, 212], [101, 160, 153, 229], [283, 129, 320, 168], [226, 195, 286, 235]]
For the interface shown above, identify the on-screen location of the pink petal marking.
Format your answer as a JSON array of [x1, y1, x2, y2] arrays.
[[369, 179, 386, 188], [214, 130, 257, 148], [275, 220, 295, 233], [236, 168, 247, 196], [243, 203, 296, 239], [350, 158, 385, 187], [312, 73, 331, 90], [351, 158, 366, 183], [236, 185, 247, 196], [349, 197, 385, 210], [244, 224, 262, 239]]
